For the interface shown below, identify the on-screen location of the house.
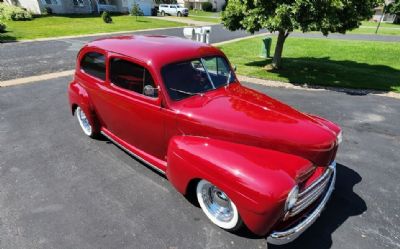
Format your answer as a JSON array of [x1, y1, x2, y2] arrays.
[[177, 0, 225, 11], [1, 0, 155, 15], [372, 0, 396, 23]]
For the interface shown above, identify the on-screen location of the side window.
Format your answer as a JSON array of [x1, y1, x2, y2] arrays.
[[80, 52, 106, 80], [109, 58, 157, 97]]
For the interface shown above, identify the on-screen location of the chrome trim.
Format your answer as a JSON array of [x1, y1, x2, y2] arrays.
[[101, 131, 166, 175], [267, 162, 336, 245], [286, 163, 334, 218]]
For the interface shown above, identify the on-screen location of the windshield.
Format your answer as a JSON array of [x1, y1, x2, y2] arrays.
[[161, 56, 236, 101]]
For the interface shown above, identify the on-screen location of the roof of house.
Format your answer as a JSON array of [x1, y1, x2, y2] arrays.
[[85, 35, 224, 68]]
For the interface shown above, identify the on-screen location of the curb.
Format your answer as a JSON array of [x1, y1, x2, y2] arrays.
[[0, 70, 74, 87], [238, 75, 400, 100]]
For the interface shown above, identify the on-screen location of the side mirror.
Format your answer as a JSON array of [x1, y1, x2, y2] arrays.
[[143, 85, 159, 98]]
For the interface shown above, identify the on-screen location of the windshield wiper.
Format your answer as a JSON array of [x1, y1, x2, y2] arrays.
[[169, 88, 203, 96]]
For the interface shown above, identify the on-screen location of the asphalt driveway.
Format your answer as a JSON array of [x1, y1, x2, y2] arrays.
[[0, 77, 399, 249]]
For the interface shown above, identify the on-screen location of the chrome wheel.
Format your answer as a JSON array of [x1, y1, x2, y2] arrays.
[[76, 106, 93, 136], [196, 180, 240, 230]]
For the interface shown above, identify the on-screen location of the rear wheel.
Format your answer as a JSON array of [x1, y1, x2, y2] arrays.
[[75, 106, 96, 138], [161, 11, 165, 16], [196, 179, 243, 231]]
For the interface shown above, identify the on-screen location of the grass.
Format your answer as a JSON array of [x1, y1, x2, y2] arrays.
[[188, 10, 221, 23], [0, 14, 183, 41], [188, 16, 221, 23], [218, 37, 400, 92], [189, 10, 221, 17], [349, 21, 400, 36]]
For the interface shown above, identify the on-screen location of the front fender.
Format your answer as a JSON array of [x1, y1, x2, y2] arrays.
[[166, 136, 313, 235]]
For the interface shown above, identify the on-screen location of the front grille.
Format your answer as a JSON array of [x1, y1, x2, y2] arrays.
[[287, 165, 334, 218]]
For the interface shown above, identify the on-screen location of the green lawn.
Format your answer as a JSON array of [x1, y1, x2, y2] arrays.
[[189, 10, 221, 17], [218, 37, 400, 92], [0, 14, 183, 41], [349, 21, 400, 36], [360, 21, 399, 28], [188, 16, 221, 23], [188, 10, 221, 23]]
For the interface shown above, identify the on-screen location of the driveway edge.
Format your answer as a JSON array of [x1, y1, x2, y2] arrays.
[[0, 26, 187, 44], [238, 75, 400, 99]]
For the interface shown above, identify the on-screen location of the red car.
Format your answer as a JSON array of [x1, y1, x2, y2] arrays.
[[68, 35, 341, 245]]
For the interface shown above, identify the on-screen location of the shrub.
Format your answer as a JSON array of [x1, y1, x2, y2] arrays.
[[101, 11, 112, 23], [0, 3, 32, 21], [201, 2, 213, 12], [45, 7, 53, 15], [0, 20, 6, 33], [130, 3, 144, 20]]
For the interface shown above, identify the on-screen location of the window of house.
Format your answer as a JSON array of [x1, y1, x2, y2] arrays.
[[109, 58, 157, 97], [73, 0, 85, 7], [80, 52, 106, 80], [98, 0, 108, 4]]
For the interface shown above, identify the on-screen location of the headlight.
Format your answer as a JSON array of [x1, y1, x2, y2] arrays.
[[285, 185, 299, 212], [337, 130, 343, 144]]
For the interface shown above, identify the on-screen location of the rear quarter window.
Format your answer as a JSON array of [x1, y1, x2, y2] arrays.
[[80, 52, 106, 80]]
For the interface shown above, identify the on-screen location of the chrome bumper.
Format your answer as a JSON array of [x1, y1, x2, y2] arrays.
[[267, 162, 336, 245]]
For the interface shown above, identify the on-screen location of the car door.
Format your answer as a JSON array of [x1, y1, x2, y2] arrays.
[[170, 5, 177, 15], [98, 54, 167, 160]]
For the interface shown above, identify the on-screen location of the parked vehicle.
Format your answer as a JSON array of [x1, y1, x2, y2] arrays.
[[68, 35, 342, 245], [158, 4, 188, 17]]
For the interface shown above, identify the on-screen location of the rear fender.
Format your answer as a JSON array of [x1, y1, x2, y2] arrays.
[[68, 80, 99, 133], [166, 136, 313, 235]]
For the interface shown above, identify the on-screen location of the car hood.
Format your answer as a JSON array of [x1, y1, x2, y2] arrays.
[[174, 83, 339, 166]]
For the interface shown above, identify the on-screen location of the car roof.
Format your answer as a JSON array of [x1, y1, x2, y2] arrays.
[[85, 35, 224, 69]]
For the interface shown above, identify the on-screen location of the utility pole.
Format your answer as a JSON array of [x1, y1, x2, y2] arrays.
[[376, 4, 387, 34]]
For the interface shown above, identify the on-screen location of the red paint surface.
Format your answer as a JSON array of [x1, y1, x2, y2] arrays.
[[68, 35, 341, 236]]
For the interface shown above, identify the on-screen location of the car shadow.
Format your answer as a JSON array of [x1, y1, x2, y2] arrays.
[[232, 163, 367, 247], [267, 163, 367, 248], [244, 57, 400, 95]]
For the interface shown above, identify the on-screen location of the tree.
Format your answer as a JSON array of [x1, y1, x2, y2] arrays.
[[387, 0, 400, 23], [222, 0, 379, 68], [130, 2, 144, 21]]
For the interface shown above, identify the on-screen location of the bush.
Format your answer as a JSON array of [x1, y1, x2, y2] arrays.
[[0, 3, 32, 21], [45, 7, 53, 15], [101, 11, 112, 23], [201, 2, 213, 12], [0, 20, 6, 33]]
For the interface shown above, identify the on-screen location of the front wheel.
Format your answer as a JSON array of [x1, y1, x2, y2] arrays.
[[177, 11, 182, 17], [196, 179, 243, 231]]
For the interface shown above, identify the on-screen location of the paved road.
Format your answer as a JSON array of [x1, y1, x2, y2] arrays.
[[1, 77, 399, 249], [0, 25, 267, 81]]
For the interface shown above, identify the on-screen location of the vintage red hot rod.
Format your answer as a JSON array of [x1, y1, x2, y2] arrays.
[[68, 35, 341, 245]]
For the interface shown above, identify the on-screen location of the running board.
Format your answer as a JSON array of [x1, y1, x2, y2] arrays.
[[100, 131, 166, 175]]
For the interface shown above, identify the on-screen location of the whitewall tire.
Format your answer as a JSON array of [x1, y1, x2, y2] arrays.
[[196, 179, 242, 231], [76, 106, 94, 137]]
